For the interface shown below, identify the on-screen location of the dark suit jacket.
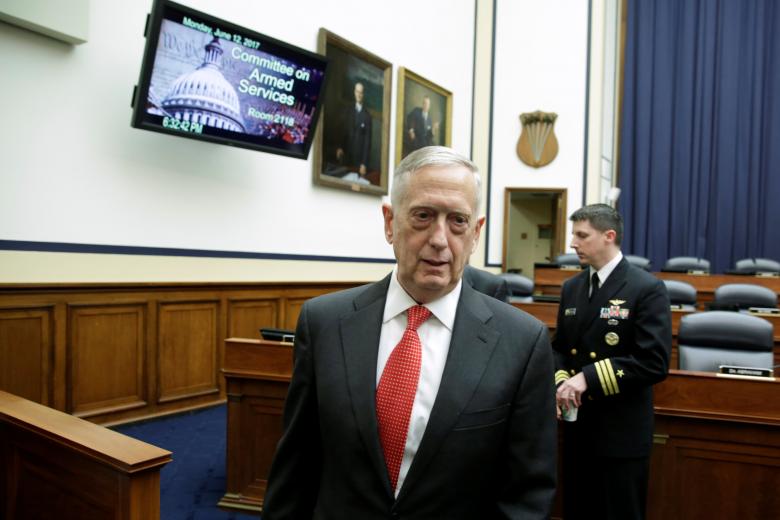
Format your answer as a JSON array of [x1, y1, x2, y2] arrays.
[[405, 106, 434, 152], [263, 275, 557, 519], [462, 264, 510, 302], [552, 258, 671, 457], [342, 104, 372, 169]]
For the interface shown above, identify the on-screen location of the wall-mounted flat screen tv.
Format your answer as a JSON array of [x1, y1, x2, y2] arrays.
[[131, 0, 328, 159]]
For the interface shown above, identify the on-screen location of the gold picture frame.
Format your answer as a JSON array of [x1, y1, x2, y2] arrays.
[[312, 29, 392, 195], [395, 67, 453, 165]]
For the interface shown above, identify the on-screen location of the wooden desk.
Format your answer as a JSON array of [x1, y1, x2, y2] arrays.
[[220, 338, 293, 514], [648, 371, 780, 519], [533, 264, 581, 295], [513, 301, 559, 330], [656, 272, 780, 307], [533, 265, 780, 307], [0, 390, 171, 519]]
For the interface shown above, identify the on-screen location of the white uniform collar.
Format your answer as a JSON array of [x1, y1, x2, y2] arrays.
[[591, 251, 623, 287]]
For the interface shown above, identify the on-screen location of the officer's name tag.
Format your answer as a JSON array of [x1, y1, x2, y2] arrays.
[[565, 308, 577, 316]]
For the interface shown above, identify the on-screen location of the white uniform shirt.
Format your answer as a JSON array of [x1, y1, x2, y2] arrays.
[[590, 251, 624, 295]]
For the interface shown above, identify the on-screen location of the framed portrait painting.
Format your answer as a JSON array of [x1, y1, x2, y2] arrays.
[[312, 29, 392, 195], [395, 67, 452, 165]]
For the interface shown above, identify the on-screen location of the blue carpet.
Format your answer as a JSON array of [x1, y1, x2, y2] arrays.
[[114, 404, 259, 519]]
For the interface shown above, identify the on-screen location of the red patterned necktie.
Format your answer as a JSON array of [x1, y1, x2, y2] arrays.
[[376, 304, 432, 491]]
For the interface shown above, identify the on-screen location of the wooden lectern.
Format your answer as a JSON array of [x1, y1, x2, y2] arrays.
[[219, 338, 293, 513]]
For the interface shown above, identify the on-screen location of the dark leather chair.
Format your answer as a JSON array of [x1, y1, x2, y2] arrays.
[[554, 253, 580, 266], [662, 256, 710, 273], [498, 273, 534, 303], [663, 279, 697, 310], [734, 258, 780, 274], [677, 311, 774, 372], [712, 283, 778, 311], [463, 265, 509, 302], [625, 254, 651, 271]]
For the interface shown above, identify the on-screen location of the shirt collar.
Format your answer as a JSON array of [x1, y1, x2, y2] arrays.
[[591, 251, 623, 286], [384, 266, 461, 331], [356, 103, 363, 112]]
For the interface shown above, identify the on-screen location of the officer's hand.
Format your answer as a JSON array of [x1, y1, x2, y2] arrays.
[[556, 372, 587, 409]]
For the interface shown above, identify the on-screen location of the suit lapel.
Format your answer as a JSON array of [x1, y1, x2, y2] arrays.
[[396, 284, 500, 503], [576, 258, 630, 335], [339, 275, 392, 492]]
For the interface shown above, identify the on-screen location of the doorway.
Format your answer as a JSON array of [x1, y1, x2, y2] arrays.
[[502, 188, 567, 278]]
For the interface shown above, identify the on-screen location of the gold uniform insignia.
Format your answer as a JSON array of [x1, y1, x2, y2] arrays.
[[610, 299, 626, 306], [605, 332, 619, 346]]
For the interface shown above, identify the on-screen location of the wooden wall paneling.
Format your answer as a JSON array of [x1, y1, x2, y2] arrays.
[[67, 303, 147, 418], [283, 298, 308, 331], [0, 282, 362, 425], [53, 302, 67, 412], [0, 306, 54, 406], [146, 298, 160, 420], [675, 444, 779, 519], [649, 416, 780, 520], [227, 298, 279, 339], [157, 300, 220, 404], [219, 295, 228, 401]]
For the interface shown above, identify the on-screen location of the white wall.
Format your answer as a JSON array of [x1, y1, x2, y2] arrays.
[[486, 0, 590, 265], [0, 0, 602, 283], [0, 0, 475, 263]]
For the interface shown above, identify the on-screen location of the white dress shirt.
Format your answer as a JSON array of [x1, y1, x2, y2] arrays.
[[590, 251, 624, 296], [376, 267, 461, 496]]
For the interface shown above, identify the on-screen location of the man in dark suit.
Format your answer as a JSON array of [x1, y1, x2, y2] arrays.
[[404, 95, 438, 156], [336, 81, 372, 177], [553, 204, 672, 520], [462, 263, 509, 302], [263, 146, 557, 519]]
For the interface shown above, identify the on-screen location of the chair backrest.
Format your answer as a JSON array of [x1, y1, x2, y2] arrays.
[[734, 258, 780, 274], [498, 272, 534, 303], [663, 279, 697, 309], [677, 311, 774, 372], [625, 254, 651, 271], [554, 253, 580, 266], [713, 283, 778, 310], [663, 256, 710, 273]]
